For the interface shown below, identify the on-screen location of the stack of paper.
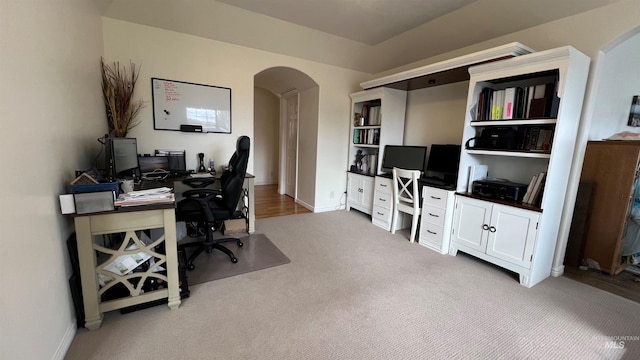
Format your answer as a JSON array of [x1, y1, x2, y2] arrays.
[[114, 187, 175, 207]]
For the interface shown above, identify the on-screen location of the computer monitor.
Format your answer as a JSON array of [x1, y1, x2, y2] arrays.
[[138, 155, 170, 174], [426, 144, 461, 179], [105, 137, 140, 181], [380, 145, 428, 174]]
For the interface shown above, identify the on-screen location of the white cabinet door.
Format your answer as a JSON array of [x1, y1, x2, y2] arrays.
[[347, 172, 374, 214], [451, 196, 491, 252], [361, 176, 374, 210], [486, 204, 538, 268], [347, 174, 362, 207]]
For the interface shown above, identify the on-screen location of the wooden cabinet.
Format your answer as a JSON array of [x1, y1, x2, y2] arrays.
[[581, 141, 640, 274], [452, 47, 590, 287], [346, 172, 374, 214], [346, 87, 406, 216], [419, 186, 455, 254], [451, 196, 540, 285]]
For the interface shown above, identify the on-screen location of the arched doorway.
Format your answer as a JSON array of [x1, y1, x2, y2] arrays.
[[254, 67, 319, 216]]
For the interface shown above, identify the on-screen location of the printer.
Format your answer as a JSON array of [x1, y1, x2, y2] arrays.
[[471, 179, 528, 202]]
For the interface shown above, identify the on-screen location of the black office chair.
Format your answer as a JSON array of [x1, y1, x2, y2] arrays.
[[177, 136, 250, 270]]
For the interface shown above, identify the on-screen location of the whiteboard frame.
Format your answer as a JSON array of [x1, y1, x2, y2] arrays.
[[151, 77, 232, 134]]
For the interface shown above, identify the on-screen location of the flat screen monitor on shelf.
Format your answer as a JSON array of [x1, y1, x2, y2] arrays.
[[380, 145, 428, 175], [105, 137, 141, 181], [426, 144, 462, 182]]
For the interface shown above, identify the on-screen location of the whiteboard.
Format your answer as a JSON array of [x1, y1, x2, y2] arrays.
[[151, 78, 231, 133]]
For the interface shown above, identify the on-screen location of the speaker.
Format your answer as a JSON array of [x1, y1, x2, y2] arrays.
[[180, 124, 203, 132], [467, 165, 488, 193]]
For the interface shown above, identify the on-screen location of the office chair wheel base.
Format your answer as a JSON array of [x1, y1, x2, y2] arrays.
[[231, 257, 238, 263], [187, 264, 196, 271]]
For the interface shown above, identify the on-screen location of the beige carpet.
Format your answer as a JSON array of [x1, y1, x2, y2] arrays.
[[65, 210, 640, 360], [185, 233, 291, 285]]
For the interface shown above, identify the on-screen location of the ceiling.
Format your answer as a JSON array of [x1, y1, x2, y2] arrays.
[[216, 0, 620, 45], [216, 0, 478, 45], [99, 0, 621, 73]]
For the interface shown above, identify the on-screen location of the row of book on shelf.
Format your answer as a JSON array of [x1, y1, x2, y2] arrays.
[[476, 81, 559, 121], [522, 172, 546, 206], [516, 126, 554, 152], [354, 104, 381, 126], [353, 128, 380, 145]]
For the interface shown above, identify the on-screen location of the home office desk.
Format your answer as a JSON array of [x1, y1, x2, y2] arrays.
[[73, 204, 181, 330]]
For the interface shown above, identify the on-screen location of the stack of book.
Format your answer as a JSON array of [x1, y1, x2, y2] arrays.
[[114, 187, 175, 207], [522, 172, 546, 206]]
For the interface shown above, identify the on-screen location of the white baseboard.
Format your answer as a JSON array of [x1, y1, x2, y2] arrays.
[[313, 203, 346, 213], [53, 320, 77, 360], [551, 265, 565, 277], [295, 199, 314, 212]]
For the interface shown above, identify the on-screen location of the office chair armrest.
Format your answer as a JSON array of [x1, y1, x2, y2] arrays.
[[182, 177, 217, 188], [182, 188, 221, 199]]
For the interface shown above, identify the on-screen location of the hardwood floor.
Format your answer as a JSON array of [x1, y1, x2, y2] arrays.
[[563, 265, 640, 304], [255, 184, 312, 219]]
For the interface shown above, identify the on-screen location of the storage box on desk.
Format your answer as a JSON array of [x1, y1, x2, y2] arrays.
[[70, 182, 120, 198]]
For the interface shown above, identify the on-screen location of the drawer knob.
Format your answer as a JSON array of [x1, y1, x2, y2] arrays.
[[427, 230, 437, 235], [428, 213, 439, 217], [430, 196, 441, 200]]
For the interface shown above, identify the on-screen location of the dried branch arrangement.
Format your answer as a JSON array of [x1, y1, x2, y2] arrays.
[[100, 58, 145, 137]]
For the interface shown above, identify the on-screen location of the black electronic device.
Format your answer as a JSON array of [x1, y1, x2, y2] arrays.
[[471, 179, 528, 202], [465, 127, 518, 150], [180, 124, 203, 132], [425, 144, 461, 184], [197, 152, 207, 173], [380, 145, 428, 174], [138, 155, 170, 174], [155, 149, 187, 175], [104, 137, 141, 181]]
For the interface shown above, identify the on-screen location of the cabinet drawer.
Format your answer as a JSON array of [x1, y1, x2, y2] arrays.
[[375, 177, 393, 193], [372, 205, 391, 222], [422, 186, 449, 209], [422, 205, 446, 227], [373, 191, 393, 209], [419, 223, 445, 245]]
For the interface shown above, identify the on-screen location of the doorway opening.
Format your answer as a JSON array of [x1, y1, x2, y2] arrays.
[[253, 67, 319, 218]]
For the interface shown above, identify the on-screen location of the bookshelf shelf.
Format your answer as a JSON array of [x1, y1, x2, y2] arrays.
[[466, 149, 551, 159], [470, 119, 557, 127]]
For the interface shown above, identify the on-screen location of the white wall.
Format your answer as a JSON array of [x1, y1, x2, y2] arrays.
[[587, 29, 640, 140], [253, 87, 280, 185], [0, 1, 105, 359], [404, 82, 470, 148], [298, 87, 320, 209], [102, 19, 370, 212]]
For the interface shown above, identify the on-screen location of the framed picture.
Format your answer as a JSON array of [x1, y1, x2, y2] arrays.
[[628, 95, 640, 127]]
